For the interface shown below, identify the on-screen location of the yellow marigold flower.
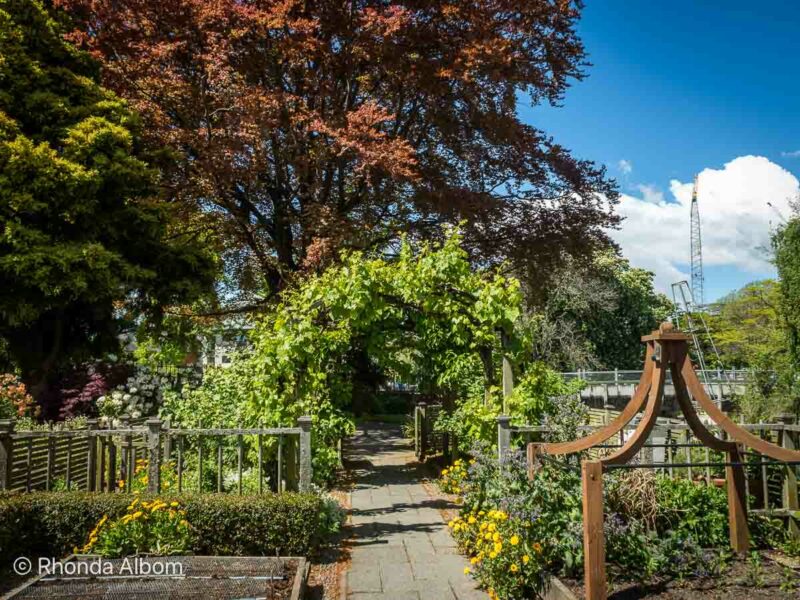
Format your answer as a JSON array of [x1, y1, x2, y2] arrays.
[[484, 533, 492, 540], [170, 502, 179, 508], [468, 516, 477, 524], [510, 535, 519, 546], [133, 511, 143, 519], [523, 554, 530, 564], [488, 523, 496, 532], [442, 469, 449, 476], [480, 522, 487, 531], [510, 563, 519, 573], [470, 557, 479, 565], [489, 551, 497, 559], [463, 567, 470, 575], [478, 510, 485, 516], [492, 532, 500, 542], [494, 542, 502, 553], [118, 479, 125, 488]]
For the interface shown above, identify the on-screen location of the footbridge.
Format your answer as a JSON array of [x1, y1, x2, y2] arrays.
[[562, 369, 749, 408]]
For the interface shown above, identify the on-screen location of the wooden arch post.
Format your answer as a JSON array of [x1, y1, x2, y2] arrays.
[[528, 323, 800, 600]]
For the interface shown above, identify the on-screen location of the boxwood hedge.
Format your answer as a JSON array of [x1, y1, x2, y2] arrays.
[[0, 491, 325, 567]]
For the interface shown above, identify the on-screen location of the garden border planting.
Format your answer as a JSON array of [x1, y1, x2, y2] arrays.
[[0, 491, 326, 568]]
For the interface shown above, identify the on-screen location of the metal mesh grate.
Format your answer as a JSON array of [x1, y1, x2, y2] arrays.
[[8, 556, 300, 600]]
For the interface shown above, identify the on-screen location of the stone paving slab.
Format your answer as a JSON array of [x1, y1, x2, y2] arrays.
[[344, 423, 487, 600]]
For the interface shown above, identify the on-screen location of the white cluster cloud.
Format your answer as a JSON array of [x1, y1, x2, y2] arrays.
[[610, 155, 800, 294], [618, 159, 633, 175]]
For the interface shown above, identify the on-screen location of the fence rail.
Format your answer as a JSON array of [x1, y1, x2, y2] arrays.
[[0, 416, 312, 495]]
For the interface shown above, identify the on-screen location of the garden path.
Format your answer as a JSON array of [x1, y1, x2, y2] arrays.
[[344, 422, 487, 600]]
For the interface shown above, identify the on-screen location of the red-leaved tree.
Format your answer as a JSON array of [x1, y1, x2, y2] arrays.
[[59, 0, 619, 300]]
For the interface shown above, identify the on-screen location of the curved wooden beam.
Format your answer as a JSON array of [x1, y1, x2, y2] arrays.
[[541, 345, 654, 456], [601, 355, 666, 466], [670, 360, 736, 453], [681, 354, 800, 462]]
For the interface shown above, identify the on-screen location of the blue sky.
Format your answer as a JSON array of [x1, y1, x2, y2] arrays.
[[519, 1, 800, 301]]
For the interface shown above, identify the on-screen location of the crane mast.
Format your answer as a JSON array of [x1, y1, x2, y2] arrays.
[[690, 176, 704, 308]]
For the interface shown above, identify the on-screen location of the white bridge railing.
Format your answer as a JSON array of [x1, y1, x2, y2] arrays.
[[561, 369, 750, 385]]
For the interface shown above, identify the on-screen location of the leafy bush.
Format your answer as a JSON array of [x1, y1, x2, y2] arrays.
[[0, 374, 38, 419], [97, 370, 171, 424], [313, 486, 347, 539], [654, 477, 729, 547], [0, 491, 326, 566], [439, 458, 471, 495], [78, 498, 191, 557], [57, 363, 131, 419]]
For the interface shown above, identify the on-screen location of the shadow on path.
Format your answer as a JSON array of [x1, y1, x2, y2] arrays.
[[343, 422, 486, 600]]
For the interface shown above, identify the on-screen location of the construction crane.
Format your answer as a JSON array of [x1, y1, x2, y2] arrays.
[[671, 281, 725, 406], [690, 176, 704, 308]]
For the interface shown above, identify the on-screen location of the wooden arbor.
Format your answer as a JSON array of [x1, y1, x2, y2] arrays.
[[528, 323, 800, 600]]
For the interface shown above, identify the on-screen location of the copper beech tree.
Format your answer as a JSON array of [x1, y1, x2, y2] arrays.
[[59, 0, 619, 298]]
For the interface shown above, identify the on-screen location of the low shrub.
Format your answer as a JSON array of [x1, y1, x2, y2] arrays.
[[78, 497, 192, 557], [0, 491, 325, 567], [0, 374, 38, 419]]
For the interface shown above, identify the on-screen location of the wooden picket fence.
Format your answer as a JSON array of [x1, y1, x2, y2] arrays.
[[0, 416, 313, 494]]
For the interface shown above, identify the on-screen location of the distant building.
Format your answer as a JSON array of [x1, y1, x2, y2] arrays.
[[202, 316, 255, 367]]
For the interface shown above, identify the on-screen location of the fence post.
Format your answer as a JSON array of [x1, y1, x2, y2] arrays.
[[582, 460, 606, 600], [414, 405, 420, 458], [0, 419, 14, 491], [780, 415, 799, 539], [726, 444, 749, 553], [163, 416, 172, 464], [501, 331, 514, 415], [418, 402, 428, 461], [146, 418, 162, 494], [106, 429, 117, 493], [298, 416, 312, 492], [527, 443, 541, 481], [121, 415, 133, 492], [497, 415, 511, 461], [86, 419, 99, 491]]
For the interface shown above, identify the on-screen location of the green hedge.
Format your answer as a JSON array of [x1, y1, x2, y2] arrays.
[[0, 492, 324, 566]]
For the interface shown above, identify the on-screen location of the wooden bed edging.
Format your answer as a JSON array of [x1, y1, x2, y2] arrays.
[[2, 555, 310, 600], [542, 574, 579, 600]]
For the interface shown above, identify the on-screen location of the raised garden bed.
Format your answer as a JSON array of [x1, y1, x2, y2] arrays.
[[2, 555, 310, 600], [560, 552, 799, 599]]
